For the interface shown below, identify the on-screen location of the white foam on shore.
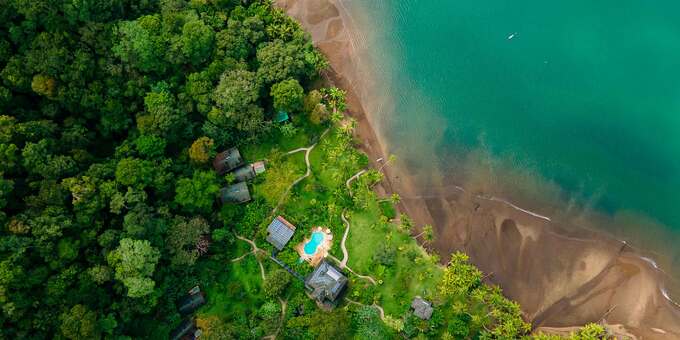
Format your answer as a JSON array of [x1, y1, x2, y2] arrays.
[[403, 183, 553, 222], [481, 195, 552, 222], [640, 256, 660, 269], [661, 288, 680, 308]]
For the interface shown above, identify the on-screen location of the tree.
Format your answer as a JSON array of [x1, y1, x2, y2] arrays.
[[135, 134, 166, 158], [256, 39, 309, 84], [439, 252, 482, 298], [181, 15, 215, 66], [303, 90, 328, 124], [270, 78, 304, 112], [185, 71, 215, 114], [413, 225, 433, 243], [188, 136, 215, 165], [113, 15, 166, 73], [31, 74, 57, 98], [213, 69, 260, 116], [107, 238, 160, 298], [400, 215, 414, 234], [115, 158, 154, 188], [87, 265, 112, 285], [174, 170, 220, 214], [215, 16, 265, 60], [0, 177, 14, 212], [570, 323, 610, 340], [352, 306, 387, 340], [322, 87, 347, 115], [196, 315, 237, 340], [372, 244, 396, 267], [309, 309, 350, 339], [60, 304, 99, 340], [166, 217, 210, 266], [22, 140, 77, 179], [137, 83, 184, 138], [258, 301, 280, 322], [263, 269, 291, 298]]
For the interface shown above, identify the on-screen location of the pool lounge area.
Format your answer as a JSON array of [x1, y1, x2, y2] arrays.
[[296, 227, 333, 266]]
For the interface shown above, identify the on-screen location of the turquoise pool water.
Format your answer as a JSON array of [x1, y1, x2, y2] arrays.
[[303, 232, 325, 255]]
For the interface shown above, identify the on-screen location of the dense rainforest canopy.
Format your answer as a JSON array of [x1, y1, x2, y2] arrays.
[[0, 0, 325, 337], [0, 0, 613, 339]]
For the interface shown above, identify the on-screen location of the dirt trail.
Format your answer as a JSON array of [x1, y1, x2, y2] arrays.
[[235, 235, 266, 281], [272, 129, 329, 215]]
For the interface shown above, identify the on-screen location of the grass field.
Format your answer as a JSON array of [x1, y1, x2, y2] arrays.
[[344, 201, 443, 316]]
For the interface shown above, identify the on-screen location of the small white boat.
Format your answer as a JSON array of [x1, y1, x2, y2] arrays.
[[508, 33, 517, 40]]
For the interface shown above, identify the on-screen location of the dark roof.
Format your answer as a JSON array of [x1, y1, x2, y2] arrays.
[[306, 261, 347, 303], [213, 148, 244, 175], [411, 296, 434, 320], [266, 216, 296, 250], [170, 319, 196, 340], [178, 292, 206, 315], [233, 164, 256, 182], [220, 182, 251, 204]]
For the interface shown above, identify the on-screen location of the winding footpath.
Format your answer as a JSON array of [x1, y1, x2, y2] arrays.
[[271, 129, 330, 216], [329, 255, 377, 285], [339, 211, 350, 268], [345, 169, 366, 195], [263, 297, 288, 340], [234, 235, 266, 281]]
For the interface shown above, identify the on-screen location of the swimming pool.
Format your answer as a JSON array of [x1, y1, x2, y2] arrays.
[[303, 232, 325, 255]]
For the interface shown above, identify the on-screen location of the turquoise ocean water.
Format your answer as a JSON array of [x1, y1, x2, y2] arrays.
[[346, 1, 680, 262]]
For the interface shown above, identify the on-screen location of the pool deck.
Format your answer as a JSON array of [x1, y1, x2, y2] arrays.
[[296, 227, 333, 266]]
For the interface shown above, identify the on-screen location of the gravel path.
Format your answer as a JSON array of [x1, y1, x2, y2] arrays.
[[339, 211, 350, 268]]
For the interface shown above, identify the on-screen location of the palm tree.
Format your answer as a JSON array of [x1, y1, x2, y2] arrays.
[[378, 154, 396, 172], [422, 226, 435, 246], [413, 224, 433, 242], [400, 215, 414, 234]]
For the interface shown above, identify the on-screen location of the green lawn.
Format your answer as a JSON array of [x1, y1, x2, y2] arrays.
[[344, 200, 443, 316], [200, 246, 265, 320]]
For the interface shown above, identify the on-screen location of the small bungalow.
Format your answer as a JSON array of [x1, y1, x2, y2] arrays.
[[233, 161, 266, 182], [170, 319, 201, 340], [305, 260, 347, 308], [213, 147, 244, 175], [220, 182, 251, 204], [274, 110, 290, 123], [266, 216, 296, 251], [178, 291, 206, 315], [411, 296, 434, 320], [252, 161, 266, 174]]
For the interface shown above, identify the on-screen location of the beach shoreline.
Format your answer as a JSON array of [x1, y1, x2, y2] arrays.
[[275, 0, 680, 338]]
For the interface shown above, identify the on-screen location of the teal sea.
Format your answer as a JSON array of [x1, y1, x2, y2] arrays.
[[346, 1, 680, 264]]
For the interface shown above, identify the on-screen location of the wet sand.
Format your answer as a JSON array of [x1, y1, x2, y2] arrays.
[[276, 0, 680, 338]]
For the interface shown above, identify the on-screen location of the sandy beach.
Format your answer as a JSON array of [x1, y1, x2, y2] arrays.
[[276, 0, 680, 338]]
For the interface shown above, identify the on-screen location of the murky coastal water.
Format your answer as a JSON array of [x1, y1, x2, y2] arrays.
[[344, 0, 680, 270]]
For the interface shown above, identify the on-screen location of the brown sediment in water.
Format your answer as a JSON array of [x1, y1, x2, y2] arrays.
[[276, 0, 680, 338]]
